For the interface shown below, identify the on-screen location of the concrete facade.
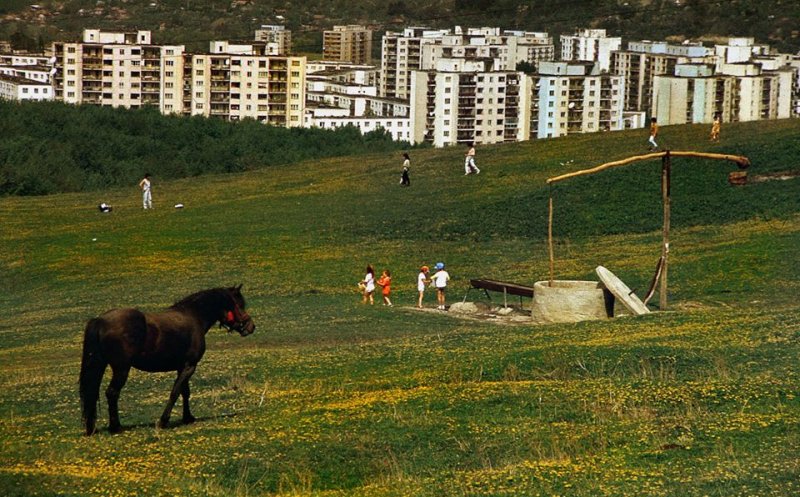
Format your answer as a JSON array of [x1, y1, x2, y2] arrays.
[[530, 61, 626, 139], [410, 58, 530, 147], [323, 25, 373, 65], [560, 29, 622, 72]]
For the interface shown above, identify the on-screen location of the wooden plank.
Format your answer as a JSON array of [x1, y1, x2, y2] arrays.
[[469, 279, 534, 298]]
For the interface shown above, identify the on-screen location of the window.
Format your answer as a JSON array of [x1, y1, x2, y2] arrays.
[[165, 93, 173, 99], [166, 60, 175, 67], [195, 103, 203, 109], [291, 71, 300, 77]]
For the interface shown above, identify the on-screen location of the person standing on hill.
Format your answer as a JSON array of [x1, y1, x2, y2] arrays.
[[648, 118, 659, 151], [710, 114, 721, 142], [139, 173, 152, 210], [430, 262, 450, 310], [464, 142, 480, 175], [377, 269, 393, 306], [400, 153, 411, 186], [361, 265, 376, 305], [417, 265, 430, 308]]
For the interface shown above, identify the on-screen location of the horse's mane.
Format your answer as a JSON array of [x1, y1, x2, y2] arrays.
[[170, 288, 231, 310]]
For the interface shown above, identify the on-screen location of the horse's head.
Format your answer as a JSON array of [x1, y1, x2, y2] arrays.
[[221, 285, 255, 336]]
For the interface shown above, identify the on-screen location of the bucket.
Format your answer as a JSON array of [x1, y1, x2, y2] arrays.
[[532, 280, 614, 323]]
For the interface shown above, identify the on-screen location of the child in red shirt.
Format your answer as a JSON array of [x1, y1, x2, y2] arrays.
[[377, 270, 393, 306]]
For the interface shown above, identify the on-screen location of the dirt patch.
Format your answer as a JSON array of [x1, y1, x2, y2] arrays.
[[404, 302, 535, 326]]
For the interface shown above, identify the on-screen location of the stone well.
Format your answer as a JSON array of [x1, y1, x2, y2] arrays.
[[532, 280, 614, 323]]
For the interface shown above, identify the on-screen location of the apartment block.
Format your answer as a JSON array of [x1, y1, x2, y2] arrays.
[[421, 27, 554, 73], [307, 69, 407, 116], [0, 53, 54, 84], [611, 41, 714, 113], [530, 61, 625, 139], [381, 26, 553, 101], [652, 62, 792, 125], [303, 109, 411, 142], [181, 44, 306, 126], [254, 25, 292, 55], [52, 29, 184, 110], [0, 74, 52, 101], [560, 29, 622, 72], [323, 25, 373, 65], [410, 58, 530, 147], [380, 27, 449, 99], [714, 37, 772, 68], [306, 60, 378, 87], [651, 64, 734, 125]]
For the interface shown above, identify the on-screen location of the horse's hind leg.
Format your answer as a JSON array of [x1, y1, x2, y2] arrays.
[[158, 364, 196, 429], [106, 365, 130, 433]]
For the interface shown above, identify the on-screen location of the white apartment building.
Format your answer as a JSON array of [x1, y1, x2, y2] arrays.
[[409, 58, 530, 147], [0, 74, 53, 101], [421, 27, 554, 73], [530, 61, 626, 139], [560, 29, 622, 72], [0, 53, 53, 67], [652, 61, 793, 125], [381, 27, 450, 99], [306, 60, 378, 87], [52, 29, 185, 110], [254, 25, 292, 55], [306, 74, 407, 117], [303, 105, 412, 142], [323, 25, 373, 65], [714, 37, 772, 68], [182, 44, 306, 126], [611, 41, 714, 113], [51, 30, 306, 127], [0, 52, 55, 85]]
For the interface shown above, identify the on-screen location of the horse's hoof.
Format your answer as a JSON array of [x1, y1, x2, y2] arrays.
[[157, 418, 170, 429], [183, 415, 196, 425], [108, 424, 122, 434]]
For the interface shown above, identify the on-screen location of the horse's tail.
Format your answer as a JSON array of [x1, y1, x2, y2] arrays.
[[80, 318, 107, 436]]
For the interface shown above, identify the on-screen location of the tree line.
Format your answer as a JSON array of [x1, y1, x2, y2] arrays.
[[0, 100, 412, 196]]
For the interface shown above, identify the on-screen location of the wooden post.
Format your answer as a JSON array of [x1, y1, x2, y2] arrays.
[[548, 188, 555, 287], [660, 151, 671, 310]]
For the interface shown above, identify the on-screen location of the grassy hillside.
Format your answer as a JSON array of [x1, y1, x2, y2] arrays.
[[0, 119, 799, 496], [2, 0, 799, 54]]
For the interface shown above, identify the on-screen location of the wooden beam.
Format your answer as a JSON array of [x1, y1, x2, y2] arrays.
[[547, 151, 750, 184]]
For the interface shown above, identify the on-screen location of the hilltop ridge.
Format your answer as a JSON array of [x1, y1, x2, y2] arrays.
[[2, 0, 798, 53]]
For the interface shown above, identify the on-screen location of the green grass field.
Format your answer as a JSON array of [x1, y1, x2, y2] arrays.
[[1, 119, 799, 496]]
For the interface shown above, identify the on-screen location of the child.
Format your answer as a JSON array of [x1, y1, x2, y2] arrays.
[[417, 265, 430, 308], [430, 262, 450, 310], [139, 173, 152, 209], [648, 118, 659, 151], [377, 269, 393, 306], [464, 142, 480, 175], [710, 114, 721, 142], [361, 265, 375, 305], [400, 153, 411, 186]]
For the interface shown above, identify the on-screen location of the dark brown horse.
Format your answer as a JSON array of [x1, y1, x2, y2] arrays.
[[79, 285, 255, 435]]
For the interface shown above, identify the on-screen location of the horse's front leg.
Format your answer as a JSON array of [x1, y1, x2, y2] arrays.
[[180, 375, 196, 424], [158, 364, 195, 429]]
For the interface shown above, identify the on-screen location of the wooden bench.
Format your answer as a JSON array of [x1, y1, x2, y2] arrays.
[[463, 279, 534, 307]]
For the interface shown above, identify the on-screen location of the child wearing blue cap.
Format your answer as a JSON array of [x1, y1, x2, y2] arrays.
[[430, 262, 450, 310]]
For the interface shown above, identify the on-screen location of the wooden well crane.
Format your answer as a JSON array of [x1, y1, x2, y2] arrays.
[[546, 150, 751, 310]]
